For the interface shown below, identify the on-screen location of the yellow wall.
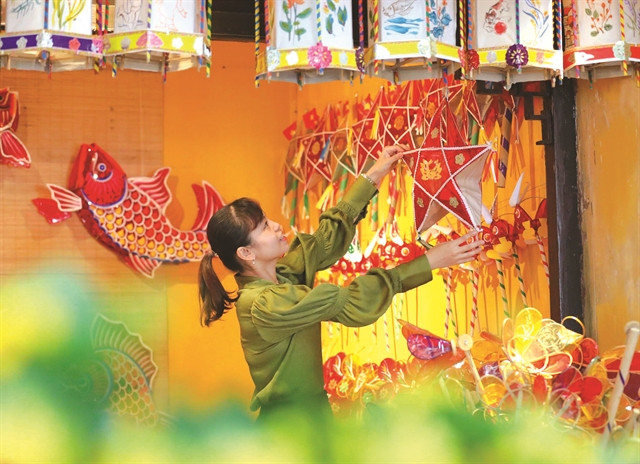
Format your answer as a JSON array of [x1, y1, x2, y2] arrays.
[[576, 77, 640, 350]]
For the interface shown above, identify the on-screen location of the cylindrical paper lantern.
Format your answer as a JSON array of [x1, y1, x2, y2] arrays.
[[104, 0, 208, 73], [365, 0, 460, 82], [255, 0, 358, 85], [0, 0, 99, 71], [466, 0, 563, 84], [563, 0, 640, 80]]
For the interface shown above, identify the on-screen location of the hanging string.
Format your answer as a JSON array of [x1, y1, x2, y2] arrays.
[[553, 0, 562, 52], [373, 0, 380, 75], [146, 0, 153, 63], [206, 0, 213, 77], [94, 0, 103, 73], [358, 0, 365, 78], [264, 0, 271, 80], [199, 0, 206, 69], [459, 0, 466, 75], [515, 0, 521, 45], [254, 0, 261, 87], [316, 0, 322, 44], [44, 0, 49, 28], [619, 0, 628, 76]]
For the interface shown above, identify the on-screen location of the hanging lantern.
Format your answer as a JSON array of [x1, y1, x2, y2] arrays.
[[364, 0, 460, 83], [255, 0, 358, 85], [465, 0, 563, 85], [0, 0, 101, 72], [563, 0, 640, 80], [104, 0, 210, 76]]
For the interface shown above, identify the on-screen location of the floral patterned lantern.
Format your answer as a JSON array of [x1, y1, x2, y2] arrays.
[[364, 0, 460, 83], [0, 0, 100, 71], [466, 0, 563, 85], [104, 0, 210, 76], [255, 0, 358, 85], [563, 0, 640, 80]]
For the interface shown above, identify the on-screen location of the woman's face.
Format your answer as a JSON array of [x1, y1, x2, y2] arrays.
[[247, 217, 289, 263]]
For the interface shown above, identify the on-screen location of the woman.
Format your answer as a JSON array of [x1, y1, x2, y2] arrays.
[[198, 145, 483, 422]]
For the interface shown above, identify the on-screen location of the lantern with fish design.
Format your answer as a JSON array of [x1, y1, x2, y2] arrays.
[[563, 0, 640, 81], [465, 0, 563, 85], [365, 0, 460, 82], [104, 0, 211, 77], [255, 0, 359, 85], [0, 0, 101, 72]]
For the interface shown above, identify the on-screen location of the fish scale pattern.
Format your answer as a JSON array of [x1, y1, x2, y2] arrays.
[[89, 187, 209, 262]]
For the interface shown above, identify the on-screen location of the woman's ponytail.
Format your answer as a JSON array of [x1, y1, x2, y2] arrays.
[[199, 197, 265, 326], [198, 253, 238, 326]]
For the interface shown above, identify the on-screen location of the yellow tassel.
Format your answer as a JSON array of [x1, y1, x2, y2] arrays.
[[369, 109, 380, 139], [316, 183, 334, 211]]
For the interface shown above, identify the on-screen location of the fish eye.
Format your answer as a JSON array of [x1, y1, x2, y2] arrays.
[[97, 163, 107, 172]]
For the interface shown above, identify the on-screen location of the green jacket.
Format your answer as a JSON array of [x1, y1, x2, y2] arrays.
[[235, 176, 433, 412]]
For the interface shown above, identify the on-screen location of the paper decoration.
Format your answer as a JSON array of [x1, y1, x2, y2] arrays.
[[365, 0, 460, 82], [105, 0, 210, 76], [0, 0, 101, 72], [465, 0, 564, 84], [563, 0, 640, 80], [404, 101, 492, 231], [0, 87, 31, 168], [89, 314, 163, 426], [255, 0, 358, 85], [32, 143, 224, 278]]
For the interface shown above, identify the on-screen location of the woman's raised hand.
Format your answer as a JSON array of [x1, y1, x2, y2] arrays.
[[364, 144, 410, 187], [424, 230, 484, 270]]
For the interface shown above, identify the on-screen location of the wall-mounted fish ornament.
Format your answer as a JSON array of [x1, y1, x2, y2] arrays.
[[33, 143, 224, 277], [0, 87, 31, 168]]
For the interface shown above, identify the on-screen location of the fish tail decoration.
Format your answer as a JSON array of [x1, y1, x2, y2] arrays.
[[1, 130, 32, 168], [91, 314, 160, 426], [190, 181, 226, 230]]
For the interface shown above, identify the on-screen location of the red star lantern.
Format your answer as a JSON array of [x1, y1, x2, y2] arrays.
[[378, 81, 425, 149], [404, 101, 492, 232], [303, 106, 337, 190], [351, 89, 385, 175]]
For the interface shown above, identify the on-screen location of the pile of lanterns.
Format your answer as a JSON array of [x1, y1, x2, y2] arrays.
[[323, 307, 640, 442]]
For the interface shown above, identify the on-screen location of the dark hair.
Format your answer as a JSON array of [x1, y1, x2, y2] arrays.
[[198, 198, 265, 326]]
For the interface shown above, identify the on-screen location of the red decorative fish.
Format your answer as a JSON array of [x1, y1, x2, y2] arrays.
[[0, 87, 31, 168], [32, 143, 224, 277]]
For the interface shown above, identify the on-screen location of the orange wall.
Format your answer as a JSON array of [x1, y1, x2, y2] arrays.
[[576, 77, 640, 350]]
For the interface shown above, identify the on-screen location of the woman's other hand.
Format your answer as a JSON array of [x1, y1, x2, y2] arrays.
[[365, 144, 409, 187], [425, 230, 484, 270]]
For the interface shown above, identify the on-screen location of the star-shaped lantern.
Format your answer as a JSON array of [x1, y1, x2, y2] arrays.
[[404, 100, 491, 232], [378, 81, 425, 149], [351, 89, 385, 175]]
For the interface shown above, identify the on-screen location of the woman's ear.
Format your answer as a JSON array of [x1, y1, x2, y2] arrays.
[[236, 246, 254, 263]]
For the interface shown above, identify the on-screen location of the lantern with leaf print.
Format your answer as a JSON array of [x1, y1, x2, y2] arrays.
[[0, 0, 100, 71], [255, 0, 358, 85], [563, 0, 640, 81]]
